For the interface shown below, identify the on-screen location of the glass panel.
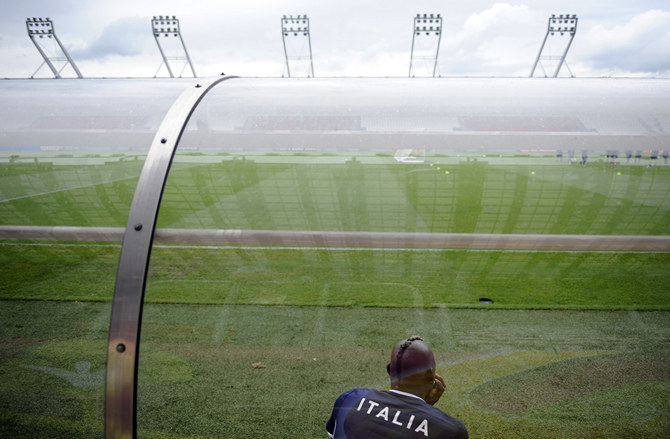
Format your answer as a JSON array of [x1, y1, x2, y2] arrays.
[[0, 79, 185, 436], [0, 79, 187, 227], [2, 77, 669, 438]]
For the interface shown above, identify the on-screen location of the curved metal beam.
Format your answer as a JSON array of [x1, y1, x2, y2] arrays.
[[105, 74, 235, 439]]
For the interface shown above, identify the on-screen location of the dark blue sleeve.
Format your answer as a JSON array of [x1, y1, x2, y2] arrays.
[[326, 388, 371, 438]]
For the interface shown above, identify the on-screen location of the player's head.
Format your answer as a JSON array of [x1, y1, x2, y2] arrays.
[[387, 336, 436, 382]]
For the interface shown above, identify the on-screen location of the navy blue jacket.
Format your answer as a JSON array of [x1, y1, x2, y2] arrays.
[[326, 388, 468, 438]]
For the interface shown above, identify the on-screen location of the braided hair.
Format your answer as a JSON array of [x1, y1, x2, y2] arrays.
[[387, 336, 435, 381]]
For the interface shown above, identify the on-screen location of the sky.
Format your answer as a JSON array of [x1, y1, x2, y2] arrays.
[[1, 0, 669, 79]]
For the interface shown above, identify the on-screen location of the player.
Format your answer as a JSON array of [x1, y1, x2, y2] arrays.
[[326, 336, 468, 438]]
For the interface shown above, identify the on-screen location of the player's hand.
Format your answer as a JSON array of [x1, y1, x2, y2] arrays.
[[425, 374, 445, 405]]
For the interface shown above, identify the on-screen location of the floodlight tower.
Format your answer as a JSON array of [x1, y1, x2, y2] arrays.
[[281, 15, 314, 77], [409, 14, 442, 77], [151, 16, 197, 78], [530, 14, 578, 78], [25, 17, 83, 79]]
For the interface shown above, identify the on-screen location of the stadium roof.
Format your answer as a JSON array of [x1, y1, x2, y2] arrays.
[[1, 77, 668, 153]]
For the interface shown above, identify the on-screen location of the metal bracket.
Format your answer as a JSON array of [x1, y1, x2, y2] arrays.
[[104, 74, 235, 438]]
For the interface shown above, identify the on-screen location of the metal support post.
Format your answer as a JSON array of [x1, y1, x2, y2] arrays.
[[104, 75, 235, 438]]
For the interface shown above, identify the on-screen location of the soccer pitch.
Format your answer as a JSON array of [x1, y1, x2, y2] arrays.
[[4, 151, 670, 235], [1, 152, 669, 438]]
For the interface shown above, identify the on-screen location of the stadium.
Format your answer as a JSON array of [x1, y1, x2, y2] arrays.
[[1, 74, 669, 438]]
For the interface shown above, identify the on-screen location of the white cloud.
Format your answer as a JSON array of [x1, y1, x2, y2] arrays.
[[71, 17, 151, 60], [580, 9, 670, 75], [1, 1, 669, 78], [440, 3, 544, 76], [461, 2, 534, 36]]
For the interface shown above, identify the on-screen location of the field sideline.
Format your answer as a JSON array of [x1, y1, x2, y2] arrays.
[[3, 242, 670, 309], [3, 226, 670, 251]]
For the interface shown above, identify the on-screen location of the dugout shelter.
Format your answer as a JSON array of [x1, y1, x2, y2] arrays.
[[1, 76, 669, 438]]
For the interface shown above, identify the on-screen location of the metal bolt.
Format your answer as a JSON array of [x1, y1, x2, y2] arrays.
[[134, 223, 143, 231], [116, 343, 126, 353]]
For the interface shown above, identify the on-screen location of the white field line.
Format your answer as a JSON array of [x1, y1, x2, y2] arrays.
[[4, 227, 670, 251], [1, 241, 669, 254], [369, 351, 515, 389], [0, 175, 138, 203], [87, 303, 111, 340]]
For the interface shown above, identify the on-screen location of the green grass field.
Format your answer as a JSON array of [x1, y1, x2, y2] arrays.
[[1, 152, 669, 438], [3, 152, 670, 234]]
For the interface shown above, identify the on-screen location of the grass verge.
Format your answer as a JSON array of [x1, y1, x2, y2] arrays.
[[2, 243, 669, 310], [0, 301, 668, 438]]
